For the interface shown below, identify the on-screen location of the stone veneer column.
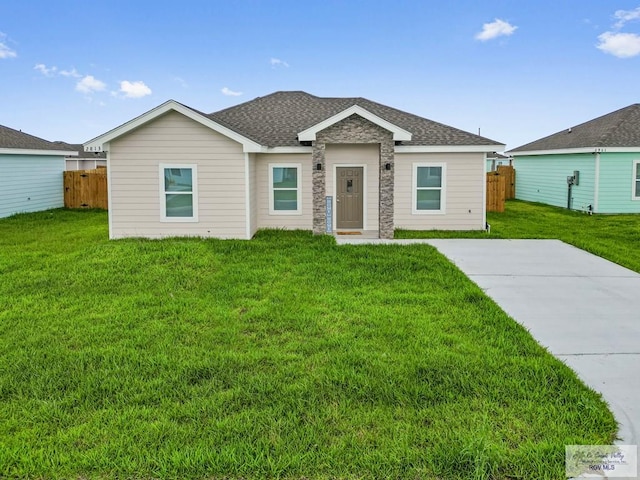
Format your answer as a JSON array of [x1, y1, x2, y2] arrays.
[[378, 138, 394, 239], [312, 114, 395, 238], [312, 142, 326, 235]]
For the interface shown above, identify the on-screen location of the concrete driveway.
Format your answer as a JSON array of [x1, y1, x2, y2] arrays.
[[424, 239, 640, 450]]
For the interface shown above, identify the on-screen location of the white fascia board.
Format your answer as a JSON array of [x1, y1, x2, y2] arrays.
[[261, 146, 313, 154], [395, 144, 505, 153], [83, 100, 264, 153], [0, 148, 77, 156], [297, 105, 412, 142], [508, 146, 640, 156], [509, 148, 594, 156]]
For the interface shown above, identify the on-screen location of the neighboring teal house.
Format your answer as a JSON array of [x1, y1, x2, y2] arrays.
[[0, 124, 77, 218], [508, 104, 640, 214]]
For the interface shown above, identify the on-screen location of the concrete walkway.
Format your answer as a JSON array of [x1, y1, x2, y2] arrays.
[[338, 237, 640, 451]]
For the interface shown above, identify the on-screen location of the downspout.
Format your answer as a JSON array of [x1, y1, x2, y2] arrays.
[[482, 152, 487, 230], [593, 151, 600, 214], [105, 148, 113, 239]]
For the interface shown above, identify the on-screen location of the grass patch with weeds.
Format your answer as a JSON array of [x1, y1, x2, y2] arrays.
[[0, 209, 616, 479]]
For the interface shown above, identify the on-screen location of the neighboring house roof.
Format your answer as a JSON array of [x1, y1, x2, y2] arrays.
[[85, 91, 504, 152], [208, 91, 501, 147], [509, 103, 640, 154], [487, 152, 509, 159], [53, 141, 107, 159], [0, 124, 76, 154]]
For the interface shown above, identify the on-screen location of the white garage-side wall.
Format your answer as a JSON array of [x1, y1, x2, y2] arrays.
[[255, 153, 313, 230], [394, 152, 485, 230], [0, 154, 65, 218], [108, 111, 247, 239], [326, 144, 380, 230]]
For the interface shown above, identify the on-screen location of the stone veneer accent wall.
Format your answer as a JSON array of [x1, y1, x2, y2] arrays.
[[312, 114, 394, 239]]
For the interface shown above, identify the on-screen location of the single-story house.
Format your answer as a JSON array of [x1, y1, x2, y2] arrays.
[[0, 124, 77, 219], [508, 104, 640, 213], [84, 91, 504, 239], [54, 142, 107, 171]]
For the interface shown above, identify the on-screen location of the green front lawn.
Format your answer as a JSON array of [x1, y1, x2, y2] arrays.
[[397, 200, 640, 273], [0, 209, 616, 479]]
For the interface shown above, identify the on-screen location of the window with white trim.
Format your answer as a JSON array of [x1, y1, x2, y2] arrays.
[[269, 164, 301, 214], [160, 164, 198, 222], [634, 160, 640, 200], [412, 163, 446, 214]]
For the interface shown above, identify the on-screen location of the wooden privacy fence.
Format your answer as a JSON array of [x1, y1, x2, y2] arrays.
[[486, 165, 516, 213], [486, 173, 506, 213], [64, 168, 108, 209], [497, 165, 516, 199]]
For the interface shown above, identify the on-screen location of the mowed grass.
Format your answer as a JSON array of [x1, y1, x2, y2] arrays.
[[397, 199, 640, 273], [0, 210, 616, 479]]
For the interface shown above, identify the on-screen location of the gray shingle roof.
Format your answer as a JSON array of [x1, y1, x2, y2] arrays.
[[510, 104, 640, 152], [207, 91, 502, 147], [0, 124, 72, 151]]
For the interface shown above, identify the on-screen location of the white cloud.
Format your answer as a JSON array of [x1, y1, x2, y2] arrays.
[[76, 75, 107, 94], [0, 43, 16, 58], [60, 68, 81, 78], [270, 57, 289, 68], [613, 7, 640, 29], [118, 80, 152, 98], [36, 64, 82, 78], [221, 87, 242, 96], [34, 63, 57, 76], [475, 19, 517, 41], [597, 31, 640, 58], [0, 33, 16, 59]]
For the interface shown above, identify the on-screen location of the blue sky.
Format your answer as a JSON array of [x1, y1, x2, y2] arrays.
[[1, 0, 640, 149]]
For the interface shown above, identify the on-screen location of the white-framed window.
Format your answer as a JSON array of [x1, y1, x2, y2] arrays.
[[269, 163, 302, 215], [412, 163, 446, 214], [159, 164, 198, 222], [633, 160, 640, 200]]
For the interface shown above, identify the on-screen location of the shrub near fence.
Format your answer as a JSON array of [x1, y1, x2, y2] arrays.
[[64, 168, 108, 209]]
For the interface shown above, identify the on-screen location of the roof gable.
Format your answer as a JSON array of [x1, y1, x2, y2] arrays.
[[84, 100, 263, 153], [297, 105, 412, 141], [510, 104, 640, 154]]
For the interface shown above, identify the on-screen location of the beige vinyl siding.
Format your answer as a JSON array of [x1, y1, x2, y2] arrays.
[[109, 111, 247, 239], [394, 152, 485, 230], [255, 153, 313, 230], [325, 144, 379, 230]]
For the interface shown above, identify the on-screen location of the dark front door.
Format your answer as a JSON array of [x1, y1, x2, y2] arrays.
[[336, 167, 364, 229]]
